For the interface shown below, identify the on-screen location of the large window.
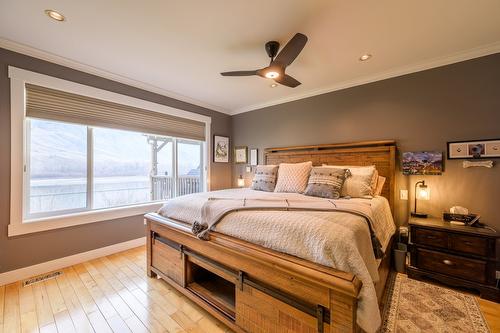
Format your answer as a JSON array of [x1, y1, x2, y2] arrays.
[[25, 118, 205, 219]]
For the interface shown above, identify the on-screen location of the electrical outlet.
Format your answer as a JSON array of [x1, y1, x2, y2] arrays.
[[400, 189, 408, 200]]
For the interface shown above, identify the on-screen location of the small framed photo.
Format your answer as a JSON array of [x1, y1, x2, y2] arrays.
[[213, 135, 229, 163], [234, 146, 248, 164], [250, 149, 258, 166], [448, 139, 500, 159]]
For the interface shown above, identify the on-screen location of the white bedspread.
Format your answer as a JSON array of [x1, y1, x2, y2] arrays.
[[157, 188, 395, 332]]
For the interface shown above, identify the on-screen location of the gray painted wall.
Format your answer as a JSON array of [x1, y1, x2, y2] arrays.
[[1, 48, 499, 274], [0, 48, 232, 273], [232, 54, 500, 230]]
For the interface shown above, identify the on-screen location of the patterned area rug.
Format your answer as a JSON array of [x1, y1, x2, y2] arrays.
[[380, 273, 490, 333]]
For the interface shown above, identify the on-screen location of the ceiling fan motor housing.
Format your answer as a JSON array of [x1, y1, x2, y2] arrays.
[[265, 41, 280, 59]]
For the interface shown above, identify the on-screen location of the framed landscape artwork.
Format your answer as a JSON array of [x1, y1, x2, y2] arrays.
[[213, 135, 229, 163], [402, 151, 443, 175], [447, 139, 500, 159]]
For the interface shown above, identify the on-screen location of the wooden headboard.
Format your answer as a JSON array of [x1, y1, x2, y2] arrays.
[[265, 140, 397, 213]]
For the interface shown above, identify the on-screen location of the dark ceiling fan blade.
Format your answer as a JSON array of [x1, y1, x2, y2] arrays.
[[274, 74, 301, 88], [220, 70, 258, 76], [273, 33, 308, 67]]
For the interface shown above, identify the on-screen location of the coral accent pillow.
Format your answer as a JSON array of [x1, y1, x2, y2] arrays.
[[274, 161, 313, 193], [375, 176, 386, 196]]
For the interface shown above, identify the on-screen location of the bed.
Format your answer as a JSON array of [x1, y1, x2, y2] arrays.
[[145, 140, 397, 333]]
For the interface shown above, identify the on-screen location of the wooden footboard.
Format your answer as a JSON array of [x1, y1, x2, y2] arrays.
[[146, 213, 370, 333]]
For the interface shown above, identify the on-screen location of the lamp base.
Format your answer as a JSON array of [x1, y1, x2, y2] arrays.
[[411, 212, 428, 218]]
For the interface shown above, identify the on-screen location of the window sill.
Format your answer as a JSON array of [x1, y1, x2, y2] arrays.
[[8, 202, 163, 237]]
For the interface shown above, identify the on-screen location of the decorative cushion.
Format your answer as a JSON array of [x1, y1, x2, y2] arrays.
[[323, 164, 377, 197], [251, 165, 279, 192], [304, 167, 349, 199], [274, 161, 313, 193], [375, 176, 386, 196]]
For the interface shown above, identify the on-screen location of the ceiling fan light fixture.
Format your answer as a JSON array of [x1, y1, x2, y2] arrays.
[[359, 54, 372, 61], [264, 71, 280, 79], [45, 9, 65, 22]]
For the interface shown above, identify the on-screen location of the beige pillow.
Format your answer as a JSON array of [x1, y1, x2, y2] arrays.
[[323, 165, 376, 197], [274, 161, 313, 193], [375, 176, 386, 196]]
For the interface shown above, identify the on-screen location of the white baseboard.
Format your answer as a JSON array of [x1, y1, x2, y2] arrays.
[[0, 237, 146, 286]]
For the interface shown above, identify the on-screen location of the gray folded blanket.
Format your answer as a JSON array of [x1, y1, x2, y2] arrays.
[[192, 197, 384, 259]]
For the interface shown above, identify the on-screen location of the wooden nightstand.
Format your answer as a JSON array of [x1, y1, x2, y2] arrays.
[[407, 217, 500, 302]]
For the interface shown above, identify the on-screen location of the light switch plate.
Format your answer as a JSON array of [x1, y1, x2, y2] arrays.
[[400, 190, 408, 200], [245, 166, 252, 173]]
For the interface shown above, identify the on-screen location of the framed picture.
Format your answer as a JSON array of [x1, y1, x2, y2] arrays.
[[250, 149, 258, 166], [402, 151, 443, 175], [234, 146, 248, 164], [213, 135, 229, 163], [447, 139, 500, 159]]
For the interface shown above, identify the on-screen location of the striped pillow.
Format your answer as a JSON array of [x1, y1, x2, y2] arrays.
[[304, 167, 349, 199], [251, 165, 279, 192]]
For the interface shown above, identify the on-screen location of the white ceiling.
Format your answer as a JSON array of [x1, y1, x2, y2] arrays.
[[1, 1, 500, 115]]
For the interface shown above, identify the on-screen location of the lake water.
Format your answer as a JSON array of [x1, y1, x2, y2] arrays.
[[29, 176, 151, 214]]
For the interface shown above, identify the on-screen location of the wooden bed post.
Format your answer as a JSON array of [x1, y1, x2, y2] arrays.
[[146, 221, 157, 278], [330, 291, 357, 332]]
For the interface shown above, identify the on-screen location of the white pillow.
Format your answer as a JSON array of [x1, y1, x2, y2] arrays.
[[274, 161, 313, 193], [323, 165, 376, 197]]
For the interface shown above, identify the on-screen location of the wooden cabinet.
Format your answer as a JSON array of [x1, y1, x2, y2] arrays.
[[407, 217, 499, 302]]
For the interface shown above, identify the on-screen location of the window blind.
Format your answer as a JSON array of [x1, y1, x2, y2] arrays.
[[25, 83, 206, 141]]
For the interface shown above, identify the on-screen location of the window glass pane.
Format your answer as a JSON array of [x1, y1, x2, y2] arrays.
[[93, 127, 151, 209], [177, 140, 203, 196], [151, 137, 173, 200], [28, 119, 87, 215]]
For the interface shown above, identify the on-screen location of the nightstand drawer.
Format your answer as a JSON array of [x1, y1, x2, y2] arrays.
[[413, 228, 448, 248], [449, 234, 488, 256], [417, 248, 486, 284]]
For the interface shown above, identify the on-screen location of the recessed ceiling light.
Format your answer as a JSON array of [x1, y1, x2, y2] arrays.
[[270, 83, 278, 88], [359, 54, 372, 61], [45, 9, 65, 22]]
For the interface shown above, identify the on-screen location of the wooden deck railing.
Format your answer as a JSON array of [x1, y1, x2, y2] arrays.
[[151, 175, 201, 200]]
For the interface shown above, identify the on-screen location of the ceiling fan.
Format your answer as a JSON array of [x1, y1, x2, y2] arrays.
[[220, 33, 308, 88]]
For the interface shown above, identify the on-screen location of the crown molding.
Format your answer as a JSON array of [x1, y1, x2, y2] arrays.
[[0, 38, 231, 115], [232, 41, 500, 115]]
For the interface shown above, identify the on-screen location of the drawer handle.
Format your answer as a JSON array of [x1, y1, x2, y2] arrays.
[[425, 235, 437, 239], [442, 259, 454, 266]]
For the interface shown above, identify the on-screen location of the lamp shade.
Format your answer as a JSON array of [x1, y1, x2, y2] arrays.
[[416, 184, 430, 200], [237, 175, 245, 187]]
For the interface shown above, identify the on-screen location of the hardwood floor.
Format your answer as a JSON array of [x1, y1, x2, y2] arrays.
[[0, 246, 498, 333], [0, 246, 232, 333]]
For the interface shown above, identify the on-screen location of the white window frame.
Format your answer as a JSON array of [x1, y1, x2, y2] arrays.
[[8, 66, 211, 237]]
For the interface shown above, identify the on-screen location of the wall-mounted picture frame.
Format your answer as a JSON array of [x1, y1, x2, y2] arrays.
[[213, 135, 229, 163], [250, 149, 258, 166], [402, 151, 443, 175], [447, 139, 500, 159], [234, 146, 248, 164]]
